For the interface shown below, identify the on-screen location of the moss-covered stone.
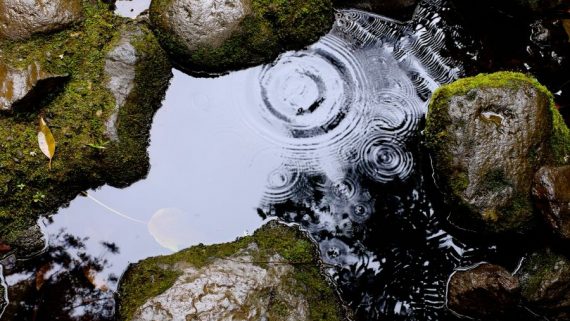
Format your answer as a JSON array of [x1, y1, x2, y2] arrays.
[[117, 222, 347, 321], [517, 249, 570, 321], [425, 72, 570, 233], [0, 1, 172, 254], [149, 0, 334, 75]]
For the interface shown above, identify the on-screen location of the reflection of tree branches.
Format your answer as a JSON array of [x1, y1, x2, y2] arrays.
[[3, 228, 120, 321]]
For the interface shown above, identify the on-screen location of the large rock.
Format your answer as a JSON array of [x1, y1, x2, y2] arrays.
[[425, 72, 570, 233], [0, 2, 171, 258], [149, 0, 334, 75], [118, 222, 346, 321], [447, 263, 520, 318], [0, 62, 68, 111], [0, 0, 83, 41], [533, 166, 570, 239], [332, 0, 418, 19], [518, 249, 570, 321]]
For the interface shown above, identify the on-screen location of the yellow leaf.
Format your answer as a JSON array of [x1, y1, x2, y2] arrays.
[[38, 117, 56, 169]]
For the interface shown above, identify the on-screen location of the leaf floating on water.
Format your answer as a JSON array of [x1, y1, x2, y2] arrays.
[[37, 117, 56, 169], [148, 208, 198, 252]]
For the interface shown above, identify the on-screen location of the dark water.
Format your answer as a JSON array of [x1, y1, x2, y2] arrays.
[[1, 0, 567, 320]]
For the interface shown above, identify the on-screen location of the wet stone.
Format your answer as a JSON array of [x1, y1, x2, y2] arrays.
[[149, 0, 334, 74], [447, 263, 520, 318], [0, 0, 83, 41], [533, 166, 570, 239], [425, 72, 561, 233], [118, 222, 346, 321], [0, 62, 69, 112], [518, 249, 570, 321]]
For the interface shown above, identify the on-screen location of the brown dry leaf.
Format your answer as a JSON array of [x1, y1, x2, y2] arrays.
[[35, 263, 52, 291], [37, 117, 56, 169], [564, 20, 570, 42]]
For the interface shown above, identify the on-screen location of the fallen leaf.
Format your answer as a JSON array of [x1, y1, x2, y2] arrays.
[[37, 117, 56, 169], [564, 20, 570, 42]]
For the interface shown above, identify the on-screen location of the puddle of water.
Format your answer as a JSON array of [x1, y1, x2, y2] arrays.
[[0, 0, 545, 320]]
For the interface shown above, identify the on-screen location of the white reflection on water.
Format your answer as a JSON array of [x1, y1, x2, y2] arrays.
[[114, 0, 151, 18]]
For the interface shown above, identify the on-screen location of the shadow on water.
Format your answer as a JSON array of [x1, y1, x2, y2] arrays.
[[1, 0, 568, 320], [2, 230, 117, 320]]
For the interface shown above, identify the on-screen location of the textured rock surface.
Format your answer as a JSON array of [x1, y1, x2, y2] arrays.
[[118, 222, 346, 321], [518, 249, 570, 321], [447, 263, 520, 318], [133, 249, 308, 321], [0, 0, 83, 41], [425, 72, 570, 233], [0, 62, 68, 111], [533, 166, 570, 239], [104, 25, 145, 141], [149, 0, 334, 74], [333, 0, 418, 19]]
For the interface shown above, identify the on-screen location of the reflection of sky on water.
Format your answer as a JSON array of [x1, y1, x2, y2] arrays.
[[46, 68, 277, 283], [115, 0, 151, 18]]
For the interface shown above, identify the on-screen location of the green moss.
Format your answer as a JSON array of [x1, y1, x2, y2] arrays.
[[149, 0, 334, 74], [519, 249, 570, 299], [0, 1, 171, 249], [117, 223, 345, 321]]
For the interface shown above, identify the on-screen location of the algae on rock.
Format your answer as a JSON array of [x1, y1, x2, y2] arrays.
[[149, 0, 334, 75], [424, 72, 570, 233], [0, 1, 172, 256], [118, 222, 347, 321]]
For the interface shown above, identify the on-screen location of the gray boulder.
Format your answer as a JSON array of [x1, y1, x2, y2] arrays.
[[118, 222, 347, 321], [0, 62, 68, 111], [447, 263, 520, 318], [149, 0, 333, 75], [533, 166, 570, 239], [425, 72, 570, 233], [0, 0, 83, 41]]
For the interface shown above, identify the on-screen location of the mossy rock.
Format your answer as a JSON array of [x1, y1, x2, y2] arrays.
[[517, 249, 570, 321], [117, 222, 347, 321], [0, 1, 172, 254], [425, 72, 570, 233], [149, 0, 334, 75]]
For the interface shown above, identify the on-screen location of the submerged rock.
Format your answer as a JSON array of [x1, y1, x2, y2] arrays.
[[332, 0, 418, 19], [0, 0, 83, 41], [149, 0, 334, 75], [425, 72, 570, 233], [533, 166, 570, 239], [0, 62, 68, 111], [118, 222, 346, 321], [0, 2, 171, 258], [518, 249, 570, 321], [447, 263, 520, 318]]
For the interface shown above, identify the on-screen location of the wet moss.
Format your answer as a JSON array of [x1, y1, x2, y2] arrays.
[[426, 72, 570, 166], [117, 222, 346, 321], [149, 0, 334, 75], [0, 1, 171, 250]]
